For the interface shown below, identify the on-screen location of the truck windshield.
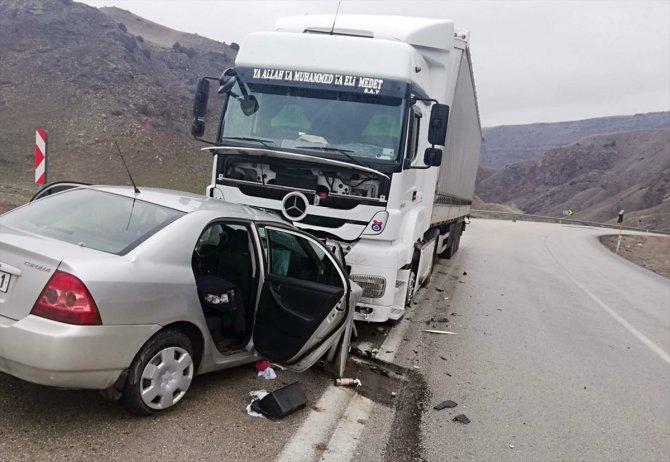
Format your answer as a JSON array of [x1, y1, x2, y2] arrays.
[[220, 81, 406, 163]]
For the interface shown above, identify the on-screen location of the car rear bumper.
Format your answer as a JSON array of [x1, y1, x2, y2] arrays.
[[0, 314, 161, 389]]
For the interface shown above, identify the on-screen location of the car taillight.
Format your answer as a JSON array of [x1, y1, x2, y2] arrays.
[[31, 271, 102, 325]]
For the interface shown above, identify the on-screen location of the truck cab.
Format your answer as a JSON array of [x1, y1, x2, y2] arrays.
[[192, 15, 481, 323]]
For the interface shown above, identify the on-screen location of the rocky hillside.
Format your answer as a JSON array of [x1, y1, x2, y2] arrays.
[[481, 112, 670, 167], [476, 128, 670, 231], [0, 0, 235, 211]]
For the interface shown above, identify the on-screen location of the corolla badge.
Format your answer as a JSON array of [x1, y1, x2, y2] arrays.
[[281, 192, 309, 222]]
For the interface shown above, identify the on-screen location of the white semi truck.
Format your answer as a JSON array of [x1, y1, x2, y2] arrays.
[[191, 15, 481, 323]]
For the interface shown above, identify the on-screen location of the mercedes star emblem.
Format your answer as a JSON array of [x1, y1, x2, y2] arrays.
[[281, 192, 309, 222]]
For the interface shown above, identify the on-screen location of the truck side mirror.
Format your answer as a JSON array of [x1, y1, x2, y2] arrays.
[[193, 78, 210, 118], [423, 148, 442, 167], [428, 104, 449, 146], [218, 68, 238, 94]]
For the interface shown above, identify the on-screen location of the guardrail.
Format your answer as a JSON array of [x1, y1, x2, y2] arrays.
[[469, 209, 668, 235]]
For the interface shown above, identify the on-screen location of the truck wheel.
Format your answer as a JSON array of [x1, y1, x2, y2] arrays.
[[121, 329, 195, 416]]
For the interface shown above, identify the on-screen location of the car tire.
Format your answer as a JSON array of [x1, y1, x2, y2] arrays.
[[121, 329, 195, 416]]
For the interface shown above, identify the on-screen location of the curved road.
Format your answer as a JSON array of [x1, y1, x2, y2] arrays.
[[415, 219, 670, 461]]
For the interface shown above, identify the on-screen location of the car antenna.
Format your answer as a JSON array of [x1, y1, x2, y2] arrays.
[[330, 1, 341, 35], [114, 141, 140, 194]]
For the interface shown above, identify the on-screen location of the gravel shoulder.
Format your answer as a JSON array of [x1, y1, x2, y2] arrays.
[[600, 234, 670, 279]]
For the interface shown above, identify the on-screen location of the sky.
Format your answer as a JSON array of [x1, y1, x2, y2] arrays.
[[81, 0, 670, 127]]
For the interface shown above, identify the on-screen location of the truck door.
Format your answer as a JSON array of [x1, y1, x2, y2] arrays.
[[252, 225, 353, 372]]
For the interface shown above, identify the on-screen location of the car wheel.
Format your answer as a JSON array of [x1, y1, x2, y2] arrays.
[[122, 329, 195, 416]]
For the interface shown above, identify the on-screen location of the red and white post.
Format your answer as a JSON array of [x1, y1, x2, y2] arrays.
[[35, 129, 47, 186]]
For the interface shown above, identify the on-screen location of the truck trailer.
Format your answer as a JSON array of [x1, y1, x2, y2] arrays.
[[191, 15, 482, 323]]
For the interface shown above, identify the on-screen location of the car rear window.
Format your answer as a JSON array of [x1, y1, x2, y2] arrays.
[[1, 189, 185, 255]]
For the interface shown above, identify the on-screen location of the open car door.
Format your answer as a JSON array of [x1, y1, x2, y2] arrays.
[[252, 225, 357, 377]]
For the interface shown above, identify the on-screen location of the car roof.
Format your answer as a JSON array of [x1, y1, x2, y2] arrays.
[[86, 185, 286, 224]]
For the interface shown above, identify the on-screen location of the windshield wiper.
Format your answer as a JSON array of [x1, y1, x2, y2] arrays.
[[220, 136, 274, 150], [299, 146, 372, 170]]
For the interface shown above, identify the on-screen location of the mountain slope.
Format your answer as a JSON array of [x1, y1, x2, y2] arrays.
[[481, 112, 670, 167], [476, 128, 670, 231], [0, 0, 234, 210]]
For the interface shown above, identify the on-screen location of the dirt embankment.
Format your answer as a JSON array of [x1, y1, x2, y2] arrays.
[[600, 234, 670, 279]]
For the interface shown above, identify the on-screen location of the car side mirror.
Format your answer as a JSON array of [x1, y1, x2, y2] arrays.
[[428, 104, 449, 146], [424, 148, 442, 167], [193, 78, 210, 118]]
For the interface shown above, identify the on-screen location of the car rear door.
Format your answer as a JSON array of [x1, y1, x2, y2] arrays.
[[252, 225, 353, 373]]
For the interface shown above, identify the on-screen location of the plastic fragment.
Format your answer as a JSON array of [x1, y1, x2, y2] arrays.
[[434, 400, 458, 410], [423, 329, 457, 335], [453, 414, 471, 424]]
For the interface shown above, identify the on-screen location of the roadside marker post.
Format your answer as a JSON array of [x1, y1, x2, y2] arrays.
[[35, 129, 47, 187], [615, 209, 625, 254]]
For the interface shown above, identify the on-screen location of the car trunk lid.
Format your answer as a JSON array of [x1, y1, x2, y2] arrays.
[[0, 226, 62, 320]]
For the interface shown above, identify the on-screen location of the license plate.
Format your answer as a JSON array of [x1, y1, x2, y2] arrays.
[[0, 270, 11, 293]]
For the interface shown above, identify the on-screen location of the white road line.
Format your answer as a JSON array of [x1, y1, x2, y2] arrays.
[[375, 320, 407, 363], [275, 387, 355, 462], [319, 394, 375, 462], [276, 281, 433, 462], [547, 240, 670, 366]]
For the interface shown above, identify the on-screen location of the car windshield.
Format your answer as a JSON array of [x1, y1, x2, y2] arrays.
[[1, 189, 184, 255], [220, 81, 406, 163]]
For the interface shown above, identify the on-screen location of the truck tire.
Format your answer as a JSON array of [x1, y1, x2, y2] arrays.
[[439, 222, 462, 259]]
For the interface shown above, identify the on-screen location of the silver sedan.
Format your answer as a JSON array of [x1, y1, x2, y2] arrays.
[[0, 185, 358, 415]]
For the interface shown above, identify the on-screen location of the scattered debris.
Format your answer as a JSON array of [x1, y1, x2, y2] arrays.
[[254, 360, 277, 379], [452, 414, 471, 424], [246, 390, 269, 418], [509, 444, 515, 449], [435, 288, 445, 292], [458, 280, 465, 283], [496, 308, 503, 311], [313, 442, 328, 451], [423, 329, 457, 335], [434, 400, 458, 410], [250, 382, 307, 419], [436, 317, 449, 323], [446, 372, 452, 377], [412, 365, 421, 369], [391, 392, 397, 397], [335, 378, 362, 387], [462, 271, 468, 276], [439, 356, 447, 361], [310, 404, 323, 412], [357, 418, 368, 425]]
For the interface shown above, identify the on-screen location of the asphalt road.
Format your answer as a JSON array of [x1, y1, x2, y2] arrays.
[[413, 219, 670, 461], [2, 219, 668, 461], [0, 360, 333, 461]]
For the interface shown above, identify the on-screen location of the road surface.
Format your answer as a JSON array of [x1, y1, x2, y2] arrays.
[[355, 219, 670, 461], [1, 219, 668, 461]]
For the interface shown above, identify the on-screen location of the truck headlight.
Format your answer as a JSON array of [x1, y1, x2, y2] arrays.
[[349, 275, 386, 299]]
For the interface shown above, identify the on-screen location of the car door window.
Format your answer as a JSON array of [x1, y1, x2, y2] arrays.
[[264, 228, 343, 288]]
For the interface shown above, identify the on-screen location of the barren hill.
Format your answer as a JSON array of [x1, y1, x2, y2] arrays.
[[0, 0, 235, 211], [481, 112, 670, 167], [476, 128, 670, 231]]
